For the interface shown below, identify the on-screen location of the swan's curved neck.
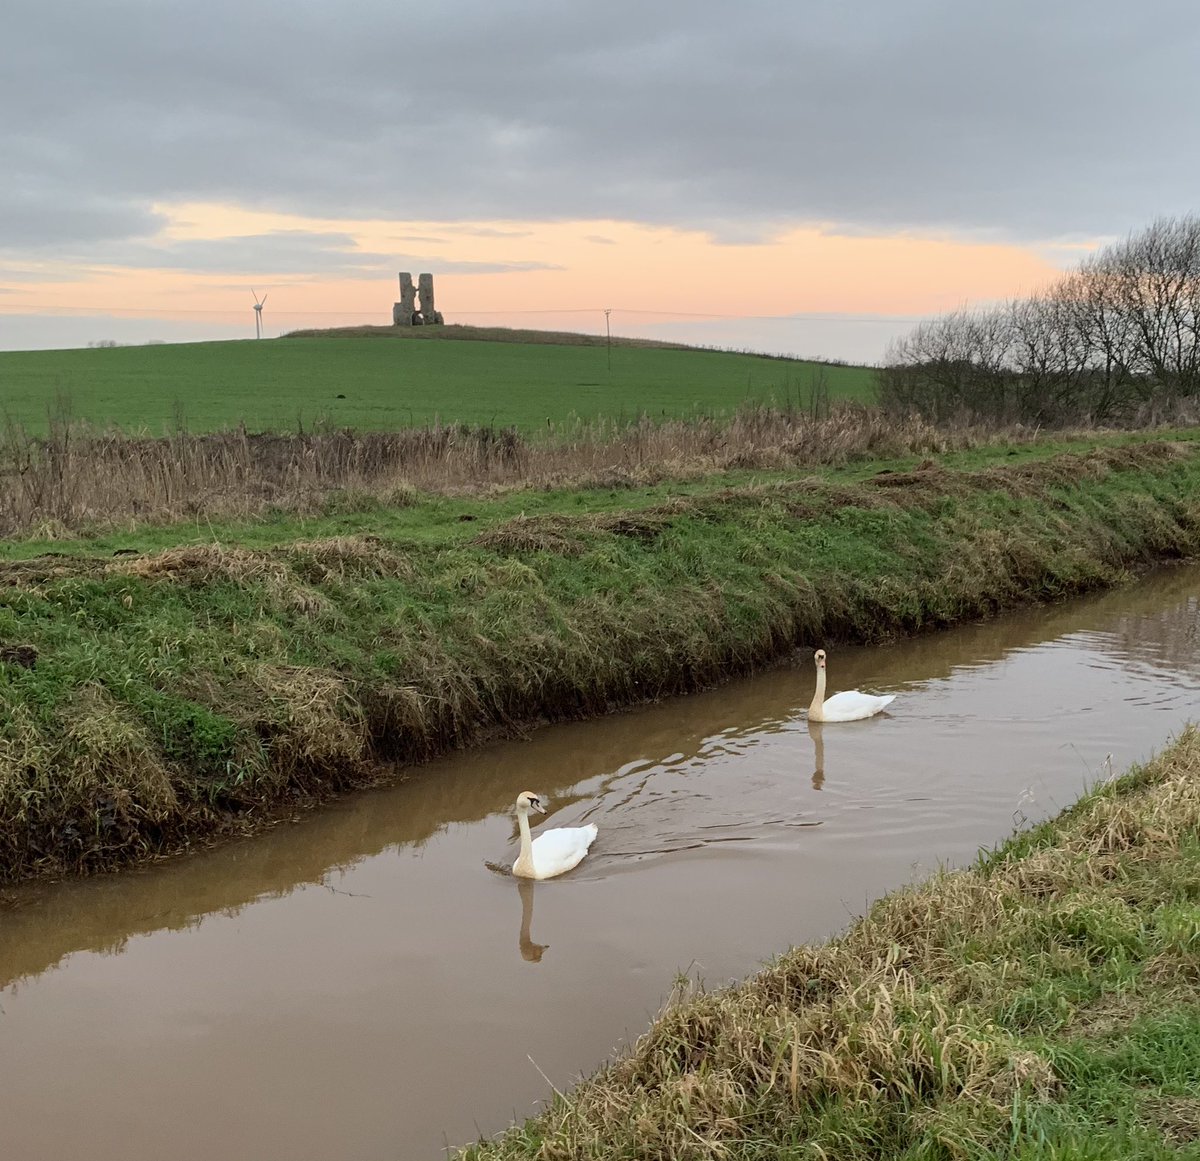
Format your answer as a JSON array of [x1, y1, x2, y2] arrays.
[[809, 664, 827, 721], [517, 808, 534, 866]]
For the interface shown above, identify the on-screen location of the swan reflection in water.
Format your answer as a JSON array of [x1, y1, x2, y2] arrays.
[[481, 862, 548, 962], [809, 721, 825, 790], [516, 878, 548, 963]]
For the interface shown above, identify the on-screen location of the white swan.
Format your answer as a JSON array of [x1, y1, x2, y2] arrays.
[[808, 648, 896, 722], [511, 791, 598, 880]]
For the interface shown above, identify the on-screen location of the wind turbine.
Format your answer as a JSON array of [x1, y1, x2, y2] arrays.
[[251, 288, 267, 339]]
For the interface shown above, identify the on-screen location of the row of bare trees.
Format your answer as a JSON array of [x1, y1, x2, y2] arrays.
[[880, 216, 1200, 425]]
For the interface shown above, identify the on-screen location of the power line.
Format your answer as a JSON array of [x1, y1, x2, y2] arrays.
[[0, 303, 930, 324]]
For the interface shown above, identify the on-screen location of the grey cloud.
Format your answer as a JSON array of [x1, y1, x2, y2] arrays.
[[0, 228, 561, 280], [3, 0, 1199, 262], [439, 226, 536, 238], [389, 256, 563, 273], [0, 230, 390, 277], [133, 232, 392, 275], [0, 265, 106, 284], [0, 186, 165, 249]]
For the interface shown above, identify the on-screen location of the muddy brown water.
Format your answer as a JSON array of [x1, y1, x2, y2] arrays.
[[2, 566, 1198, 1160]]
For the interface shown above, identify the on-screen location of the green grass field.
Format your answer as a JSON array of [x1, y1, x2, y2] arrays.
[[0, 330, 877, 435]]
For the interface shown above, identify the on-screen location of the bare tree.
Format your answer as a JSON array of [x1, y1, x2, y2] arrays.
[[881, 214, 1200, 425]]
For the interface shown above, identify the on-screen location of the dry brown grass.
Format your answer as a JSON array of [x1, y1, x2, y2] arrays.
[[117, 545, 332, 616], [469, 441, 1196, 570], [283, 535, 416, 582], [1141, 1095, 1200, 1146], [282, 322, 706, 350], [0, 405, 1088, 538], [248, 664, 367, 777], [869, 439, 1192, 499], [0, 683, 181, 871]]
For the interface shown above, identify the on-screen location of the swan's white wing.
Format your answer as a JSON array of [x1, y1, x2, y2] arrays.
[[820, 690, 896, 722], [530, 824, 598, 878]]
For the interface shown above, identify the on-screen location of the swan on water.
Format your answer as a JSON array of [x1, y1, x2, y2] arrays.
[[511, 791, 598, 880], [808, 648, 896, 723]]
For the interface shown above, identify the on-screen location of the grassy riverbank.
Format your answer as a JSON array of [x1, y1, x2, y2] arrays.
[[1, 439, 1199, 882], [458, 725, 1200, 1160]]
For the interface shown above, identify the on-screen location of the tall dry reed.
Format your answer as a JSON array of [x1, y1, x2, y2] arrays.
[[0, 404, 1073, 538]]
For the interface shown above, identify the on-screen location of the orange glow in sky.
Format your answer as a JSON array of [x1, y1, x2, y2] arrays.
[[0, 202, 1075, 358]]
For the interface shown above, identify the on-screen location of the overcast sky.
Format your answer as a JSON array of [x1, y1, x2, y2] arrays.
[[3, 0, 1198, 358]]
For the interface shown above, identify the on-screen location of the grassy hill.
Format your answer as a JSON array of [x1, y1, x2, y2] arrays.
[[0, 326, 877, 435]]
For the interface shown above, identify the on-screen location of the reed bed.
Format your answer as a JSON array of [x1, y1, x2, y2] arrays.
[[0, 405, 1078, 539], [458, 725, 1200, 1159]]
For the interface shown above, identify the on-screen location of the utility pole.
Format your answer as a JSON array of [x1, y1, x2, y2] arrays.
[[605, 308, 612, 372]]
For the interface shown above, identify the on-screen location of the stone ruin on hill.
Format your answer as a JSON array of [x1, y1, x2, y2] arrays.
[[392, 272, 444, 327]]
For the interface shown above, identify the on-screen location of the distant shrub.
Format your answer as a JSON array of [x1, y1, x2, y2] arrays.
[[880, 215, 1200, 425]]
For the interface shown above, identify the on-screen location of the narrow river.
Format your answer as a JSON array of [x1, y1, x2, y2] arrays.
[[1, 565, 1197, 1160]]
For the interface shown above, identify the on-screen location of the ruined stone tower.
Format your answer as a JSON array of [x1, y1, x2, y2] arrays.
[[392, 272, 444, 326]]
